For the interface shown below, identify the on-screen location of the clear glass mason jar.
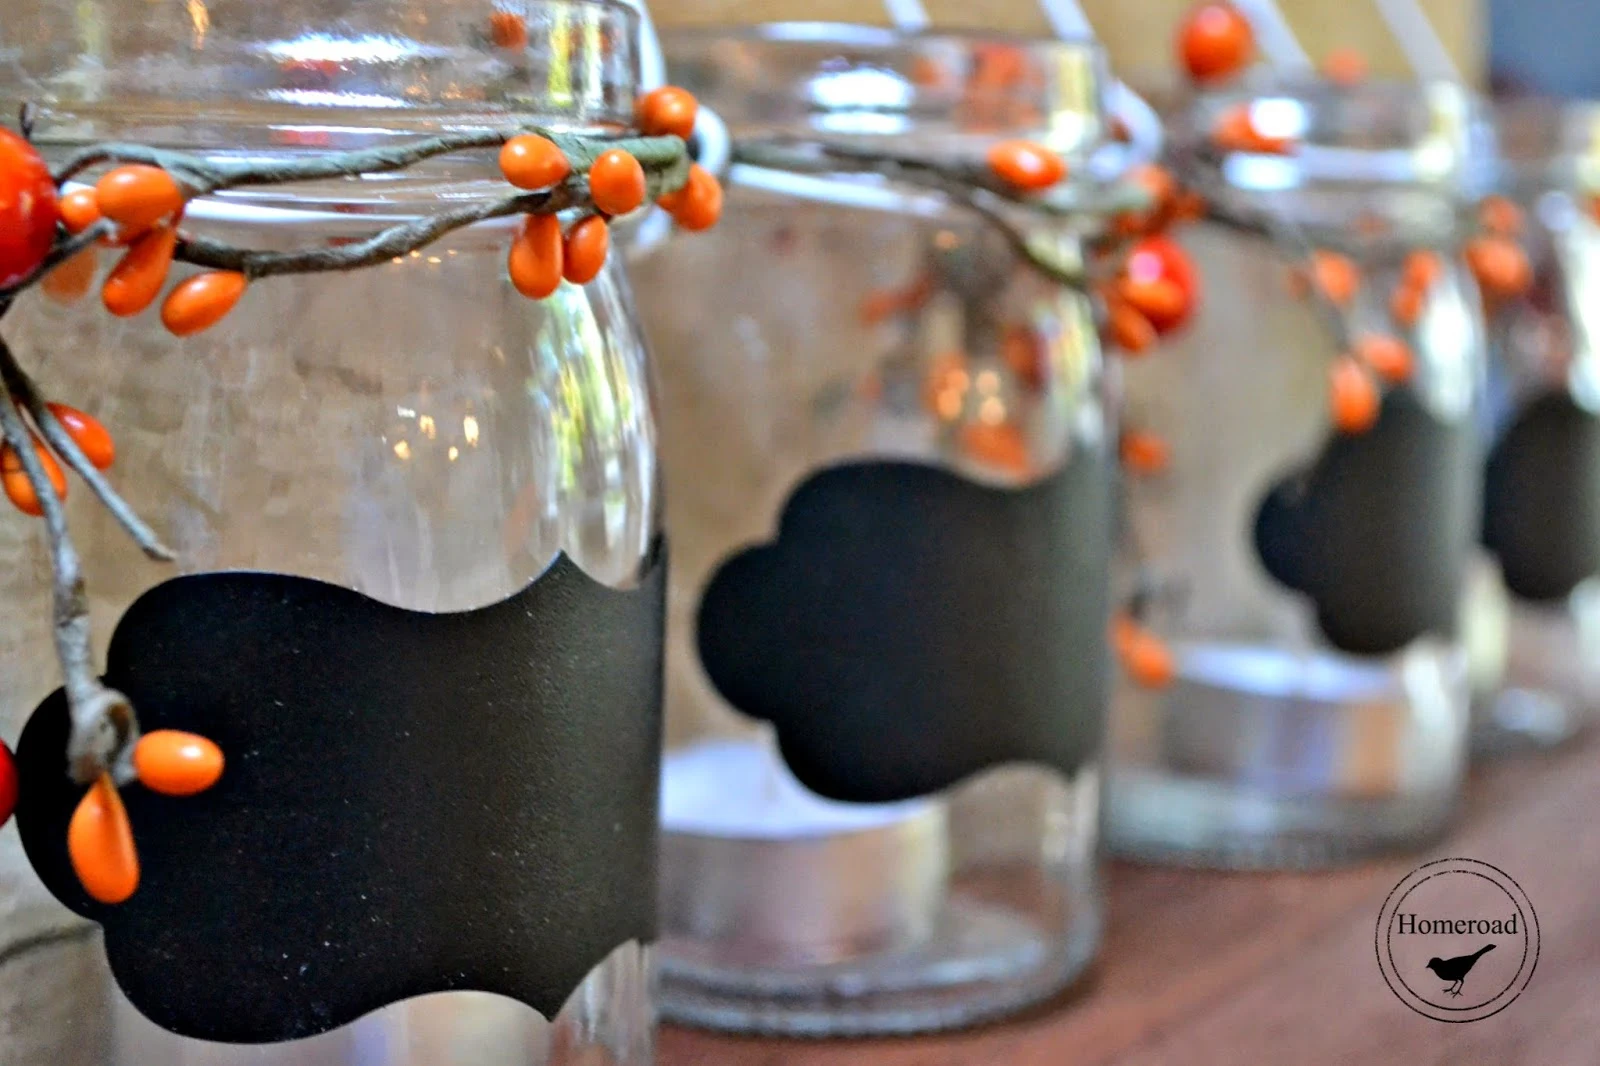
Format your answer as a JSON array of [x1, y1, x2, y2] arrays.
[[0, 1, 658, 1063], [1104, 80, 1486, 868], [1467, 98, 1600, 752], [632, 24, 1114, 1036]]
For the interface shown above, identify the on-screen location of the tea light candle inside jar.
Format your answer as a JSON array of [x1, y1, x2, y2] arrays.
[[659, 737, 949, 969]]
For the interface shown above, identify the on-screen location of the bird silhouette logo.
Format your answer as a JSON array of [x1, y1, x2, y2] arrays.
[[1376, 859, 1539, 1023], [1426, 944, 1495, 998]]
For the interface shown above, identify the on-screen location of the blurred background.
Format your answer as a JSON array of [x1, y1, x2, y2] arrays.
[[647, 0, 1480, 83]]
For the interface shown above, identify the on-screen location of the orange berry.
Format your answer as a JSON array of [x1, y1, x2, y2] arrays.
[[46, 403, 115, 470], [1466, 235, 1532, 300], [1002, 325, 1047, 389], [508, 213, 563, 299], [488, 10, 529, 50], [58, 189, 103, 235], [958, 421, 1030, 475], [1113, 615, 1176, 688], [1106, 296, 1157, 356], [986, 139, 1067, 191], [562, 216, 610, 285], [1391, 281, 1425, 327], [1321, 47, 1368, 86], [102, 224, 177, 317], [588, 148, 647, 216], [1117, 275, 1188, 326], [1172, 189, 1208, 222], [161, 271, 247, 337], [1211, 103, 1293, 155], [1354, 333, 1414, 384], [1118, 164, 1178, 232], [636, 86, 698, 141], [94, 165, 184, 236], [1478, 195, 1525, 237], [1, 437, 67, 516], [923, 351, 971, 417], [133, 730, 224, 797], [664, 164, 723, 232], [68, 775, 139, 905], [1178, 2, 1256, 84], [1330, 358, 1380, 434], [859, 287, 905, 326], [1401, 249, 1444, 292], [40, 248, 98, 304], [1310, 250, 1360, 307], [1120, 430, 1171, 474], [499, 135, 571, 191]]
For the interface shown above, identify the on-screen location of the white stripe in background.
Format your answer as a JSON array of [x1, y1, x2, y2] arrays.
[[1369, 0, 1461, 83], [1229, 0, 1315, 71], [881, 0, 931, 33], [1036, 0, 1094, 40]]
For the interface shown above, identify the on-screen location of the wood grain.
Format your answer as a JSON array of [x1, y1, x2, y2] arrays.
[[661, 738, 1598, 1065], [645, 0, 1482, 83]]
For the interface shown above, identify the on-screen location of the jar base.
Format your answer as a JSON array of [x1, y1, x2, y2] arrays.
[[1104, 768, 1458, 870], [1470, 595, 1600, 756], [659, 889, 1100, 1036], [1471, 686, 1589, 755], [1106, 639, 1468, 871]]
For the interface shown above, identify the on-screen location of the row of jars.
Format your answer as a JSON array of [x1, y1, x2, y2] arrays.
[[0, 0, 1592, 1063]]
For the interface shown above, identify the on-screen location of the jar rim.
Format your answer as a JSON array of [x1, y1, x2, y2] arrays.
[[661, 20, 1109, 161], [1182, 78, 1482, 192], [5, 0, 645, 152]]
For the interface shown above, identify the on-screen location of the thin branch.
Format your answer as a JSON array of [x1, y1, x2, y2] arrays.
[[0, 340, 172, 561], [54, 129, 687, 193], [731, 137, 1158, 291], [0, 354, 136, 785], [172, 150, 687, 280], [0, 222, 113, 304]]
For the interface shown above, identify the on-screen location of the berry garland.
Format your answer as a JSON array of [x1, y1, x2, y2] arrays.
[[0, 88, 723, 904]]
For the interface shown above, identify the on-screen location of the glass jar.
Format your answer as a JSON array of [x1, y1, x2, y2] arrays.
[[1104, 81, 1486, 868], [633, 24, 1113, 1036], [1468, 98, 1600, 752], [0, 1, 659, 1063]]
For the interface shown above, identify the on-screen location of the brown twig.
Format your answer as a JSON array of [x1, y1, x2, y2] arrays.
[[0, 119, 699, 790], [0, 351, 138, 785], [0, 340, 171, 561], [732, 137, 1154, 290]]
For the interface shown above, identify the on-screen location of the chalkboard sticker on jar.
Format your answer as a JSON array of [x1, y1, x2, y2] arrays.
[[14, 552, 665, 1045], [1252, 388, 1478, 656], [697, 455, 1111, 805], [1482, 391, 1600, 603]]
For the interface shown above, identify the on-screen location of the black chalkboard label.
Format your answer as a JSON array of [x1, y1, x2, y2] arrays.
[[15, 552, 665, 1045], [1253, 389, 1477, 655], [696, 455, 1111, 804], [1483, 391, 1600, 602]]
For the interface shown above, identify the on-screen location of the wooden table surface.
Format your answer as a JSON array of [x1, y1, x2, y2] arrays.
[[660, 736, 1600, 1065]]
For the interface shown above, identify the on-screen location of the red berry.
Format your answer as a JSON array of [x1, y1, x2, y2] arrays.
[[0, 741, 16, 828], [1178, 3, 1256, 83], [0, 129, 59, 288], [1124, 236, 1200, 333]]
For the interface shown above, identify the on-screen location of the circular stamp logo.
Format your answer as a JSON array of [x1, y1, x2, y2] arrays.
[[1376, 857, 1539, 1022]]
